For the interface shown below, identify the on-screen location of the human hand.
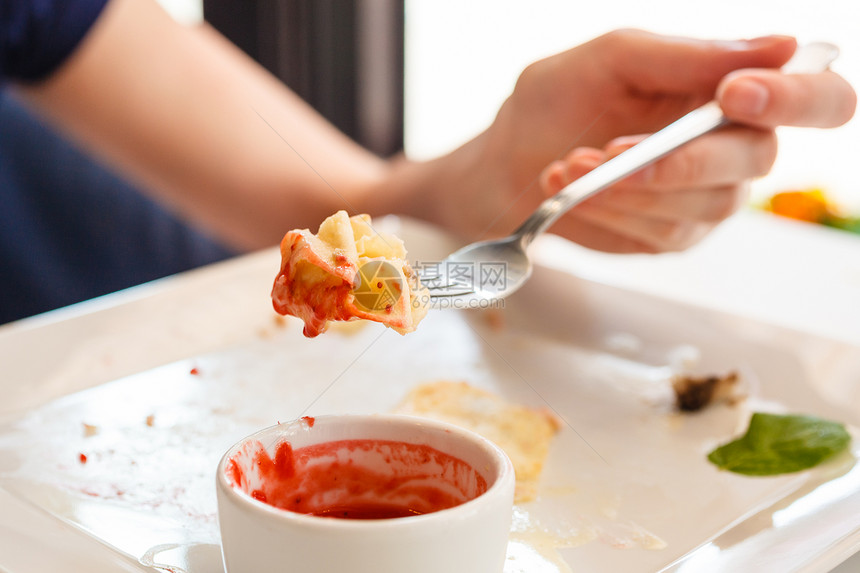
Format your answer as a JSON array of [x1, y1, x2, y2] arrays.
[[436, 30, 855, 252]]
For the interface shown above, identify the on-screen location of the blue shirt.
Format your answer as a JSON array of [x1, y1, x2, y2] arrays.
[[0, 0, 237, 324], [1, 0, 109, 81]]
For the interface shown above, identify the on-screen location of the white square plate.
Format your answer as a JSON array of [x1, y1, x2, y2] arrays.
[[1, 218, 859, 573]]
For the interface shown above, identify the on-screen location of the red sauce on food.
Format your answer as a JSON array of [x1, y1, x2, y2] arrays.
[[227, 439, 486, 520], [301, 416, 315, 428], [270, 228, 415, 337], [271, 234, 358, 338]]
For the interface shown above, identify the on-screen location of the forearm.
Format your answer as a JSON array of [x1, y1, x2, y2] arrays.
[[17, 0, 388, 250], [362, 123, 516, 243]]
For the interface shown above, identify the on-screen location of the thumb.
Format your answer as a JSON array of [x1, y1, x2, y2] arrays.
[[598, 30, 797, 97]]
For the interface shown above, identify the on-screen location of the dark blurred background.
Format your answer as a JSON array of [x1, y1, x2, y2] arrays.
[[0, 0, 405, 324]]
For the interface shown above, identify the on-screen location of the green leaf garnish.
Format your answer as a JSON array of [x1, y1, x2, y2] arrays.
[[707, 412, 851, 476]]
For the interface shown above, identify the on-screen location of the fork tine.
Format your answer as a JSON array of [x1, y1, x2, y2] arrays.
[[416, 265, 476, 299], [423, 283, 464, 291], [429, 289, 475, 298], [418, 274, 442, 282], [424, 282, 475, 298]]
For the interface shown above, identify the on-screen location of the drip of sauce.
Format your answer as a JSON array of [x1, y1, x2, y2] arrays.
[[227, 439, 486, 520]]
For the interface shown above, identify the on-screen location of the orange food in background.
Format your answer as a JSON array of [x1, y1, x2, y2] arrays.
[[762, 188, 860, 234], [765, 188, 831, 223]]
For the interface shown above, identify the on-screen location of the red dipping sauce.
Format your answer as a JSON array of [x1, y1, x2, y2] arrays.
[[226, 439, 488, 520]]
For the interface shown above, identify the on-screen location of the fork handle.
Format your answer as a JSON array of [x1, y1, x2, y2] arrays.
[[514, 42, 839, 247]]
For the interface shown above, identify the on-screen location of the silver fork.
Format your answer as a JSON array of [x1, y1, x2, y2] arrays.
[[418, 42, 838, 307]]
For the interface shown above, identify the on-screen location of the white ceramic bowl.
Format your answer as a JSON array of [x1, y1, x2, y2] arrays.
[[216, 414, 515, 573]]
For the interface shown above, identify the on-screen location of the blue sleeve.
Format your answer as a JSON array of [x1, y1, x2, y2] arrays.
[[0, 0, 110, 82]]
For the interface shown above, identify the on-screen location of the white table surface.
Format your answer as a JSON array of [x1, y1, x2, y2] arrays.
[[537, 209, 860, 573], [1, 209, 859, 572]]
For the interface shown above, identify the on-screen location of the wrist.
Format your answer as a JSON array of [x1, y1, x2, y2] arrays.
[[363, 124, 512, 242]]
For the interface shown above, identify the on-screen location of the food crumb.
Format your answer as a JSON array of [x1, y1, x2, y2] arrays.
[[672, 371, 741, 412], [190, 367, 200, 376], [82, 423, 99, 437], [480, 308, 506, 331], [667, 344, 702, 370], [604, 332, 642, 355], [145, 414, 155, 427], [79, 453, 88, 464]]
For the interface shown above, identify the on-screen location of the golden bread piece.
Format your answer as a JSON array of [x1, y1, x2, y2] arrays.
[[397, 381, 560, 502]]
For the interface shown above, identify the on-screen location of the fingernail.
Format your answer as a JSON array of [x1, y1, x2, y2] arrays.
[[745, 35, 795, 48], [718, 35, 792, 52], [723, 78, 770, 117]]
